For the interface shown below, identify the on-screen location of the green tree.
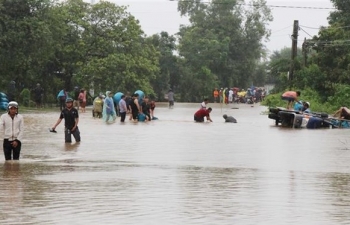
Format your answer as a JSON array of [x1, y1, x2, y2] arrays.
[[251, 63, 267, 87], [294, 64, 327, 99], [147, 32, 179, 100], [176, 0, 272, 100], [267, 47, 303, 92], [48, 0, 90, 91], [309, 0, 350, 97], [0, 0, 55, 94], [77, 1, 159, 95]]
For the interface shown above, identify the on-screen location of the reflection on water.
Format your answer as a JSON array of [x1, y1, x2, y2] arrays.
[[0, 103, 350, 224], [0, 162, 24, 224]]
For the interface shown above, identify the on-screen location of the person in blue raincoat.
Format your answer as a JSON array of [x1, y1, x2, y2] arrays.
[[57, 88, 68, 111], [102, 91, 116, 123]]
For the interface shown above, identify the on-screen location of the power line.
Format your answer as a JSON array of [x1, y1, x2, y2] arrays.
[[324, 44, 350, 47], [299, 25, 324, 30], [270, 34, 291, 38], [299, 27, 314, 38], [271, 25, 293, 34], [168, 0, 335, 10], [306, 40, 350, 44], [264, 5, 334, 10], [300, 24, 350, 31], [302, 39, 350, 48]]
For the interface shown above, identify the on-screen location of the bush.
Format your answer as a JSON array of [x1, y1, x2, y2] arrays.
[[326, 84, 350, 112]]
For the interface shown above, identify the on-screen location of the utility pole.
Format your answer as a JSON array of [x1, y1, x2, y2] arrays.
[[302, 37, 308, 67], [289, 20, 299, 82]]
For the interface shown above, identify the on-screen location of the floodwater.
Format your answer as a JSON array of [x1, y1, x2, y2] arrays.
[[1, 103, 350, 225]]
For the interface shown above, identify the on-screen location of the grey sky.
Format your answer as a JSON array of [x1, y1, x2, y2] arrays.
[[107, 0, 334, 54]]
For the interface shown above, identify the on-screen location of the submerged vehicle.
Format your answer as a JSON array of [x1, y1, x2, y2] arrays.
[[268, 107, 350, 129]]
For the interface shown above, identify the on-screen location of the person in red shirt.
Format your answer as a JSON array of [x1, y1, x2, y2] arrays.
[[194, 107, 213, 122]]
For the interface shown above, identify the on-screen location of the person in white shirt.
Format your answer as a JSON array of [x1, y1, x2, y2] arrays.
[[228, 89, 234, 103], [0, 101, 24, 160], [200, 98, 209, 109]]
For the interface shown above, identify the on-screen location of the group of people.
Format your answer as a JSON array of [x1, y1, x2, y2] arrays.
[[57, 87, 88, 113], [281, 90, 350, 119], [118, 93, 156, 122], [92, 91, 158, 123], [281, 91, 310, 113], [0, 88, 319, 161], [4, 89, 336, 161], [213, 87, 266, 104], [51, 91, 117, 145]]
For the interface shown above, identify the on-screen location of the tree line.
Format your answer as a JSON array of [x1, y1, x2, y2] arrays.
[[0, 0, 272, 105]]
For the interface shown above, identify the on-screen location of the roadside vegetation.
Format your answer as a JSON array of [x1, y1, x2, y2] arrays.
[[0, 0, 349, 110], [0, 0, 271, 104]]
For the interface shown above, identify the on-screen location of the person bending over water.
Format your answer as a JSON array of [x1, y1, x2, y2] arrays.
[[194, 107, 213, 122]]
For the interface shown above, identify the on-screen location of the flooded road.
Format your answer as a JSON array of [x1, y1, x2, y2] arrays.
[[1, 103, 350, 225]]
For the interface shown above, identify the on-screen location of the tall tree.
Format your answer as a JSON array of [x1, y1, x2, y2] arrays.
[[49, 0, 90, 91], [176, 0, 272, 100], [310, 0, 350, 88], [267, 47, 302, 86], [0, 0, 54, 92], [78, 1, 159, 95], [147, 32, 179, 100], [0, 0, 160, 101]]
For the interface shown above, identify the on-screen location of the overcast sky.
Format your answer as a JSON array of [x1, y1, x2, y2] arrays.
[[103, 0, 334, 54]]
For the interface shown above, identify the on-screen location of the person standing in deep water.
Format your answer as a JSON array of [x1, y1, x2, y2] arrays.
[[0, 101, 24, 160], [103, 91, 117, 123], [141, 96, 151, 121], [51, 98, 81, 143], [129, 93, 141, 122], [119, 95, 127, 122]]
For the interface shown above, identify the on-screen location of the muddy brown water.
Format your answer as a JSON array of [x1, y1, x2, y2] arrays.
[[1, 103, 349, 225]]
